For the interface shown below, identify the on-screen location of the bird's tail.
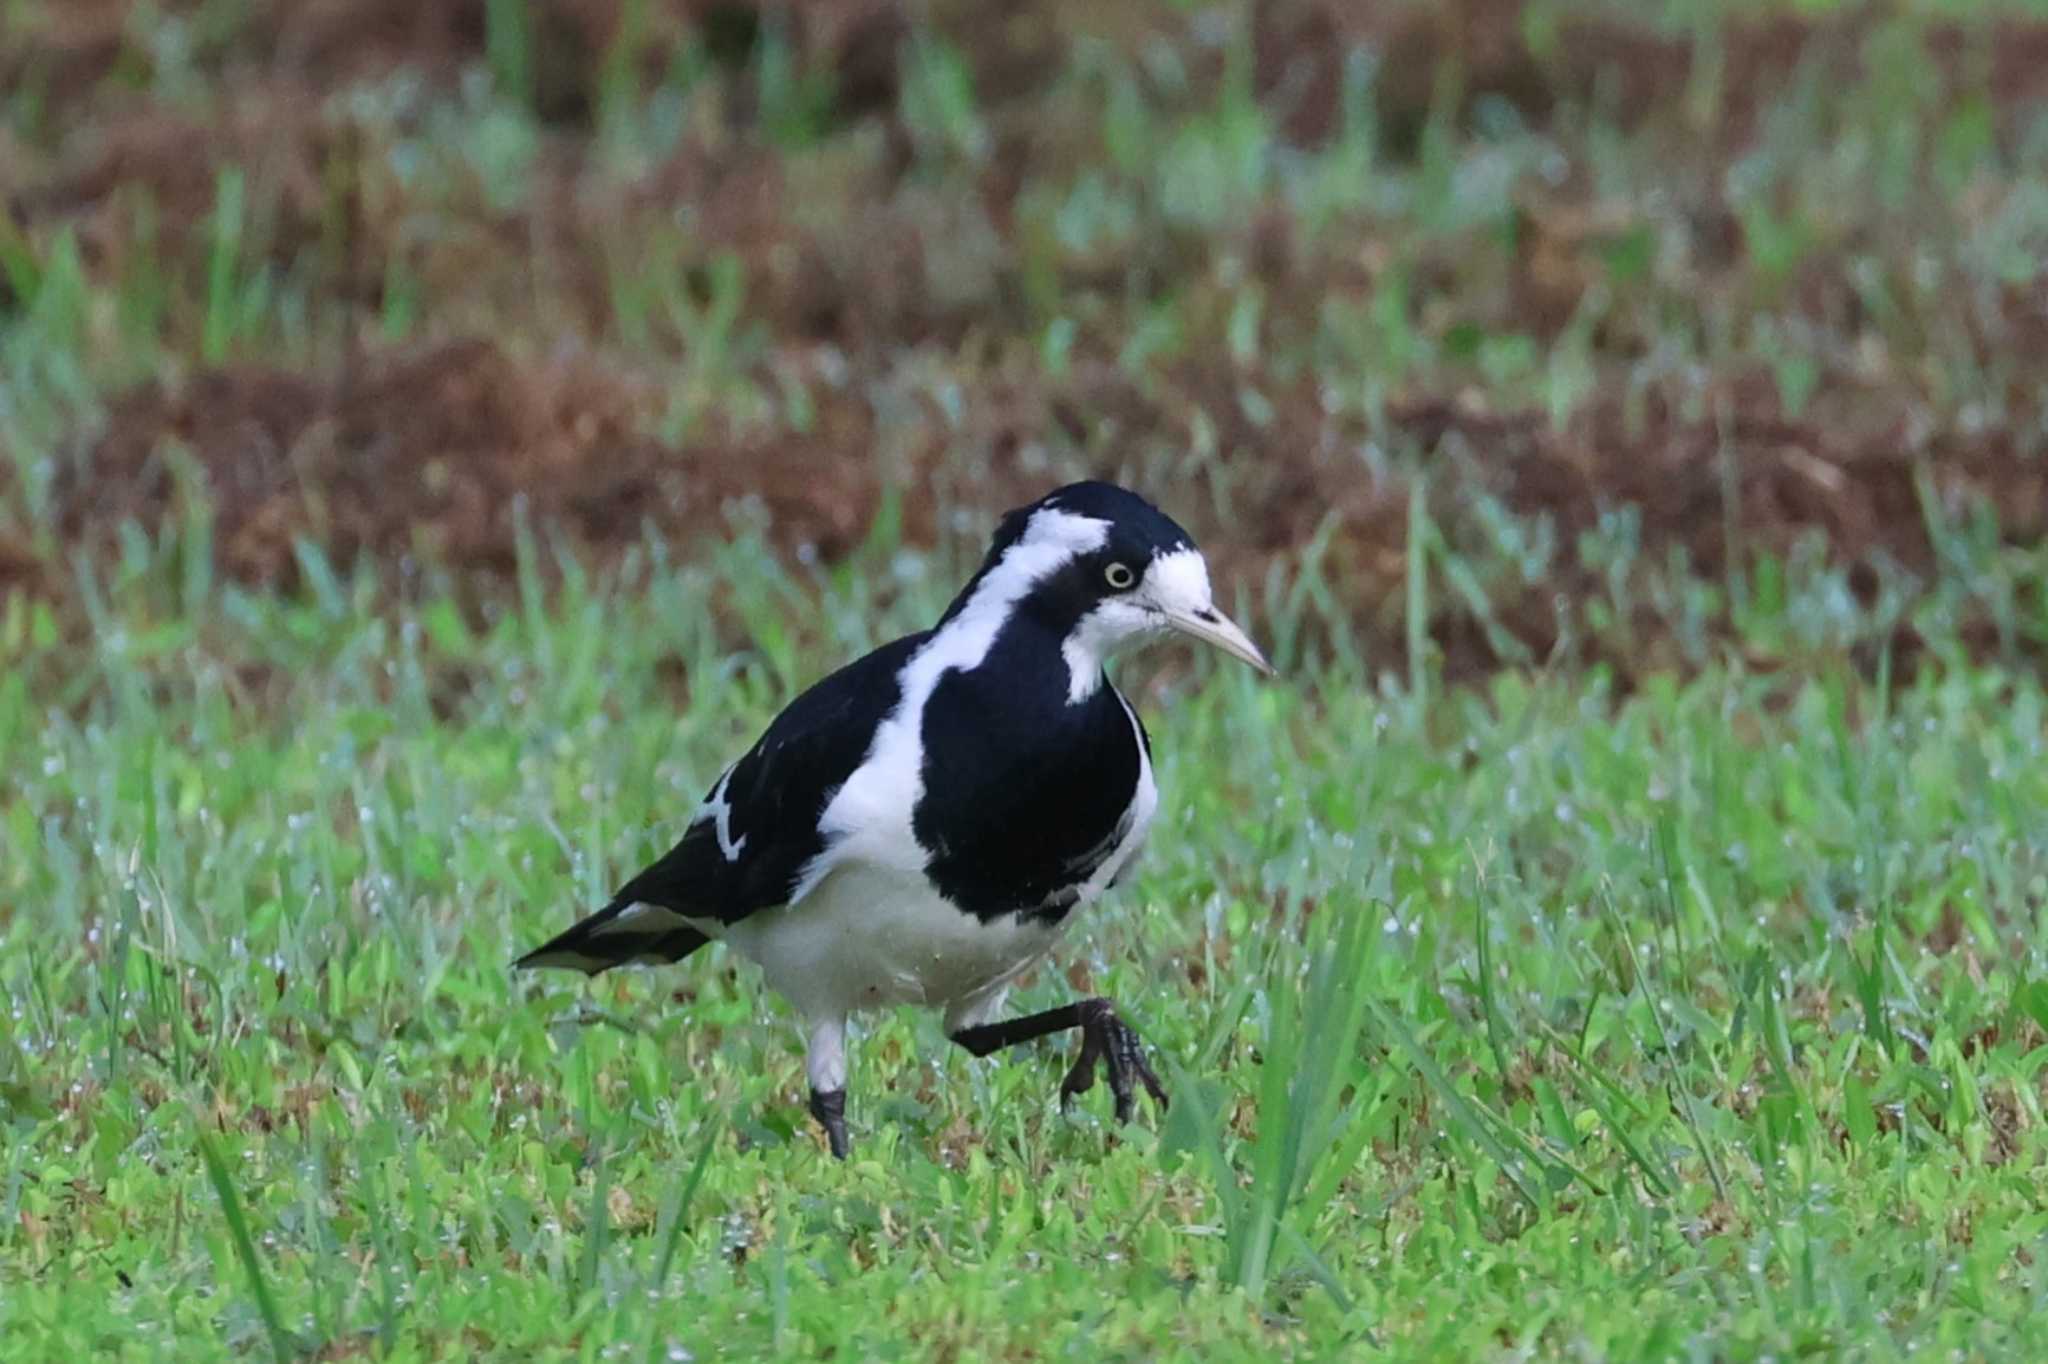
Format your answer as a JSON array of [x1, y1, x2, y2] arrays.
[[514, 899, 710, 975]]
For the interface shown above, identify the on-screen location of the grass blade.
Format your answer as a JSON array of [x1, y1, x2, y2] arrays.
[[1367, 1002, 1543, 1213], [642, 1117, 723, 1364], [196, 1126, 297, 1362]]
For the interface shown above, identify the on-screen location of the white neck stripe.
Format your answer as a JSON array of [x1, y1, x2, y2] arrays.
[[798, 509, 1112, 896]]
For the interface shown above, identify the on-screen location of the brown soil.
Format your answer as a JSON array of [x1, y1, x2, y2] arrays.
[[42, 334, 2041, 680], [1256, 2, 2048, 154], [57, 338, 885, 585], [13, 2, 2041, 346]]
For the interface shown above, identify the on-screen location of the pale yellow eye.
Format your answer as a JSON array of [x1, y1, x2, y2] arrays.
[[1104, 561, 1136, 590]]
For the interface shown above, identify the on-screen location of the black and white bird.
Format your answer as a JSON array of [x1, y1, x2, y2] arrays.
[[516, 481, 1271, 1158]]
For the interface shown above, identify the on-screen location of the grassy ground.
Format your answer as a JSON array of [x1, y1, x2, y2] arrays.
[[9, 529, 2048, 1359], [9, 0, 2048, 1359]]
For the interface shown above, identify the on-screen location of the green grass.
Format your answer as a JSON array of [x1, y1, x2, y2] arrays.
[[6, 523, 2048, 1359]]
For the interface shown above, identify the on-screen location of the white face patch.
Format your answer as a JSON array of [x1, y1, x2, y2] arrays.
[[1059, 546, 1217, 703], [1141, 547, 1214, 620], [1061, 599, 1159, 702]]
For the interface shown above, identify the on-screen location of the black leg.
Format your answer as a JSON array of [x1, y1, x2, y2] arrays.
[[950, 997, 1168, 1124], [808, 1087, 849, 1160], [951, 1001, 1089, 1056]]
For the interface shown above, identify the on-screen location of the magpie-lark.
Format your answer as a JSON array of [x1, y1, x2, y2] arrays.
[[516, 481, 1271, 1158]]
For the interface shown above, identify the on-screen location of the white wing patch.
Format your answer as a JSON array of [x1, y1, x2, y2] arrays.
[[701, 764, 749, 862], [589, 901, 693, 936]]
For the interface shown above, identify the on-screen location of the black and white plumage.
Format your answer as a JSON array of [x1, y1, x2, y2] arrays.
[[516, 481, 1271, 1158]]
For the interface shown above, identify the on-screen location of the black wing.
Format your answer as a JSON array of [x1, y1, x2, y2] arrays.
[[618, 631, 925, 921], [515, 632, 923, 973]]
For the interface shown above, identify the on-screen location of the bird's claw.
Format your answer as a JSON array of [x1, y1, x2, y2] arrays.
[[1059, 998, 1168, 1124]]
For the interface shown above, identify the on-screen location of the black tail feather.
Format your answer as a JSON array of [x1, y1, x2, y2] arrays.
[[514, 899, 710, 975]]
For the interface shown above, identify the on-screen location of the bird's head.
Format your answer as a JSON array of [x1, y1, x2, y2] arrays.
[[953, 481, 1272, 697]]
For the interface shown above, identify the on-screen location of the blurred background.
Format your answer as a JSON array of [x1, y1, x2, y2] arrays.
[[3, 0, 2046, 675]]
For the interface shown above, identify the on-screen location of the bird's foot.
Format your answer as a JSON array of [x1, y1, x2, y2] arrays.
[[1058, 998, 1168, 1124], [808, 1086, 849, 1160]]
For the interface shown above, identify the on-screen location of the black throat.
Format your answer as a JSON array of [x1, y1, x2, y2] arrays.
[[911, 611, 1146, 925]]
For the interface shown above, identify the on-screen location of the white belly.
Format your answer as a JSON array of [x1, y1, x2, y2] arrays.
[[712, 862, 1067, 1026], [697, 696, 1157, 1037]]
